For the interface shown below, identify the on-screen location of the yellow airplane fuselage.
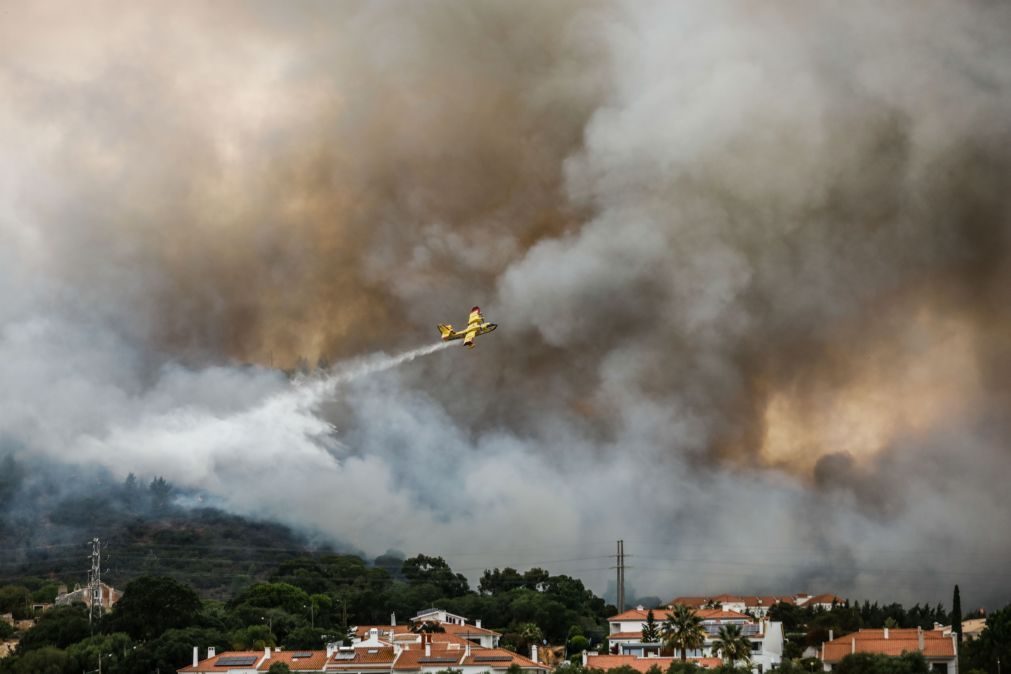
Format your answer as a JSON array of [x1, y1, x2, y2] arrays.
[[437, 307, 497, 347]]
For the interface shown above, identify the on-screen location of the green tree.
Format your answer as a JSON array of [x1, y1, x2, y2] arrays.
[[401, 555, 469, 597], [285, 625, 325, 649], [103, 575, 201, 641], [569, 635, 590, 655], [960, 604, 1011, 674], [2, 645, 75, 674], [662, 605, 707, 662], [710, 624, 752, 667], [268, 663, 293, 674], [952, 586, 962, 645], [835, 651, 928, 674], [15, 605, 90, 653], [642, 610, 661, 643]]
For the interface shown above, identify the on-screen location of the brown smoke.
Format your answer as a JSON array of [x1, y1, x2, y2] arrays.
[[3, 1, 1011, 604]]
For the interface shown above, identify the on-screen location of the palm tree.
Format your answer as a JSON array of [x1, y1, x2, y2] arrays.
[[662, 604, 707, 662], [710, 624, 752, 667]]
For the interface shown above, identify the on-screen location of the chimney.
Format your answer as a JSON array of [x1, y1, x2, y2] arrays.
[[193, 646, 199, 668], [475, 619, 482, 629], [392, 612, 397, 627], [851, 638, 856, 654], [265, 646, 272, 660], [425, 641, 432, 657], [829, 630, 834, 642], [884, 627, 889, 640], [582, 651, 588, 667], [208, 647, 216, 659], [918, 627, 924, 652], [531, 644, 539, 663], [327, 644, 335, 657], [465, 643, 472, 658]]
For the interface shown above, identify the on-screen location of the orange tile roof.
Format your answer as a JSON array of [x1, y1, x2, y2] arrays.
[[178, 651, 264, 672], [821, 632, 955, 663], [586, 655, 722, 672], [460, 647, 547, 670], [851, 629, 948, 641], [328, 646, 397, 667], [393, 645, 463, 671], [610, 608, 671, 622], [670, 597, 709, 608], [257, 650, 329, 671], [439, 622, 501, 637], [696, 609, 752, 621], [806, 594, 845, 605], [610, 608, 752, 623]]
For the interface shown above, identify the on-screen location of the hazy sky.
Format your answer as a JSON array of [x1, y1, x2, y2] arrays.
[[2, 1, 1010, 607]]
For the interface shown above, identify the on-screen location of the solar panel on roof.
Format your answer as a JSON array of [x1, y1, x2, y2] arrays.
[[474, 656, 513, 662], [368, 649, 379, 654], [420, 657, 460, 664], [333, 652, 357, 660], [293, 651, 313, 658], [216, 655, 258, 666]]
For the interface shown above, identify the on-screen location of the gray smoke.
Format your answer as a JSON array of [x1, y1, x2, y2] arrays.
[[1, 0, 1010, 607]]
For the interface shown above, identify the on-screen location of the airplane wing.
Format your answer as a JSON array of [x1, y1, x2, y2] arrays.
[[468, 307, 484, 327], [462, 327, 479, 348]]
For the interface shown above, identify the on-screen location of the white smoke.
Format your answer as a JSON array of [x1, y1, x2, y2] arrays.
[[1, 0, 1010, 608]]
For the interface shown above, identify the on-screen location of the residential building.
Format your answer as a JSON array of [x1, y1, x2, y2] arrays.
[[819, 627, 957, 674], [670, 594, 844, 617], [54, 582, 122, 611], [605, 606, 783, 673], [179, 620, 543, 674]]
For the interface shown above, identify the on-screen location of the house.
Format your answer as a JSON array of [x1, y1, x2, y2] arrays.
[[819, 627, 957, 674], [178, 629, 547, 674], [412, 608, 468, 627], [670, 594, 844, 617], [54, 582, 122, 611], [605, 606, 783, 673], [1, 640, 18, 659], [795, 595, 844, 612], [355, 609, 500, 649], [936, 618, 986, 641]]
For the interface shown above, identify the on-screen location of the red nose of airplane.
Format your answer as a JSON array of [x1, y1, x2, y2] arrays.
[[471, 306, 480, 312]]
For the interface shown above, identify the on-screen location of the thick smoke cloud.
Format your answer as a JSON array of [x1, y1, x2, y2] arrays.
[[2, 1, 1010, 606]]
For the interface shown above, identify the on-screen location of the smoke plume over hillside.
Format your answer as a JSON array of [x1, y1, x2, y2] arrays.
[[1, 1, 1010, 605]]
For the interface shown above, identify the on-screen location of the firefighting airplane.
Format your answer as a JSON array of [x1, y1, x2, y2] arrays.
[[437, 306, 498, 348]]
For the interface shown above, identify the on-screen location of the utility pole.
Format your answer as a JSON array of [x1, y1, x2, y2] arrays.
[[88, 538, 102, 627], [614, 540, 626, 612]]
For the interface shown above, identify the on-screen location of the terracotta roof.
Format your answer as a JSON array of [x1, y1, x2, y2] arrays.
[[460, 648, 548, 671], [393, 646, 463, 671], [821, 632, 955, 663], [586, 655, 722, 672], [805, 594, 844, 605], [178, 651, 264, 672], [670, 597, 709, 608], [328, 646, 397, 667], [610, 608, 671, 622], [257, 650, 329, 671], [440, 622, 501, 637], [696, 609, 752, 621], [852, 629, 948, 641], [610, 608, 752, 623]]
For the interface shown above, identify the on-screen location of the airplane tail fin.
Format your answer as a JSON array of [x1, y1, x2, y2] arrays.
[[437, 324, 454, 340]]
